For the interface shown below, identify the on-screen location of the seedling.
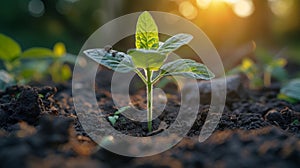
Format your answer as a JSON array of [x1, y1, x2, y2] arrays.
[[84, 11, 214, 132], [108, 106, 130, 126], [228, 48, 288, 89], [292, 119, 300, 125]]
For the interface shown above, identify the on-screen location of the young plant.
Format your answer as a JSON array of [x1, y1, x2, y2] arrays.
[[108, 106, 130, 126], [84, 11, 215, 132], [228, 48, 288, 89]]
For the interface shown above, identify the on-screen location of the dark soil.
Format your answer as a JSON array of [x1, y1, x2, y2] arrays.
[[1, 71, 300, 168]]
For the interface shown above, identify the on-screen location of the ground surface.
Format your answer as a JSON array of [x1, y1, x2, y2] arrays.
[[1, 71, 300, 168]]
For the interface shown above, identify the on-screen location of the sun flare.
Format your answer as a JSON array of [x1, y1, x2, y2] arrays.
[[178, 0, 257, 19]]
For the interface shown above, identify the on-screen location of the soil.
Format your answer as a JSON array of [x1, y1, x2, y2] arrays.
[[1, 70, 300, 168]]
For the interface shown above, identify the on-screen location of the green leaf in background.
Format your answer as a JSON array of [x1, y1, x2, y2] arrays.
[[280, 79, 300, 102], [157, 34, 193, 55], [255, 47, 273, 64], [265, 58, 287, 72], [0, 34, 21, 62], [57, 53, 77, 64], [84, 48, 135, 73], [15, 61, 50, 82], [160, 59, 215, 80], [49, 62, 72, 82], [271, 67, 288, 82], [277, 93, 299, 104], [135, 11, 159, 50], [127, 49, 166, 71], [21, 47, 55, 59]]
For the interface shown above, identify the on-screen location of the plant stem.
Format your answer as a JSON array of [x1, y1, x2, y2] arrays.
[[145, 68, 153, 132], [152, 71, 163, 84], [135, 69, 147, 84]]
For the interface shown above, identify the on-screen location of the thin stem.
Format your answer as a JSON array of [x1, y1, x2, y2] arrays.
[[145, 68, 153, 132], [152, 74, 162, 84], [134, 69, 147, 84], [152, 71, 167, 84]]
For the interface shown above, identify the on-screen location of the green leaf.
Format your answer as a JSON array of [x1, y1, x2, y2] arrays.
[[255, 47, 273, 64], [280, 79, 300, 101], [266, 58, 287, 71], [58, 53, 77, 64], [114, 106, 130, 115], [135, 11, 159, 50], [160, 59, 215, 80], [277, 93, 299, 104], [84, 48, 135, 73], [0, 34, 21, 62], [157, 34, 193, 55], [21, 47, 55, 59], [15, 61, 50, 82], [292, 119, 300, 125], [108, 116, 119, 126], [271, 67, 288, 82], [49, 62, 72, 82], [127, 49, 166, 71]]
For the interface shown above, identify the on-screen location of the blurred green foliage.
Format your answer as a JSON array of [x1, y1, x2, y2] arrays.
[[0, 0, 299, 90], [0, 33, 74, 90], [278, 79, 300, 103], [228, 47, 288, 89], [1, 0, 300, 58], [0, 0, 103, 54]]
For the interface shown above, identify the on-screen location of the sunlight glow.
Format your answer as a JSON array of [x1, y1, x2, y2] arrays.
[[268, 0, 294, 17], [193, 0, 256, 18], [224, 0, 240, 5], [232, 0, 254, 18], [196, 0, 212, 9], [179, 1, 198, 20]]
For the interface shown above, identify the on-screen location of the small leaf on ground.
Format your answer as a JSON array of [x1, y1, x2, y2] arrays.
[[108, 116, 119, 126]]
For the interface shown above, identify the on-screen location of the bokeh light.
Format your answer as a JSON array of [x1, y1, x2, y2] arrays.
[[268, 0, 294, 17], [28, 0, 45, 17], [232, 0, 254, 18], [224, 0, 239, 4], [194, 0, 256, 18], [196, 0, 212, 9], [179, 1, 198, 20], [1, 0, 299, 65]]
